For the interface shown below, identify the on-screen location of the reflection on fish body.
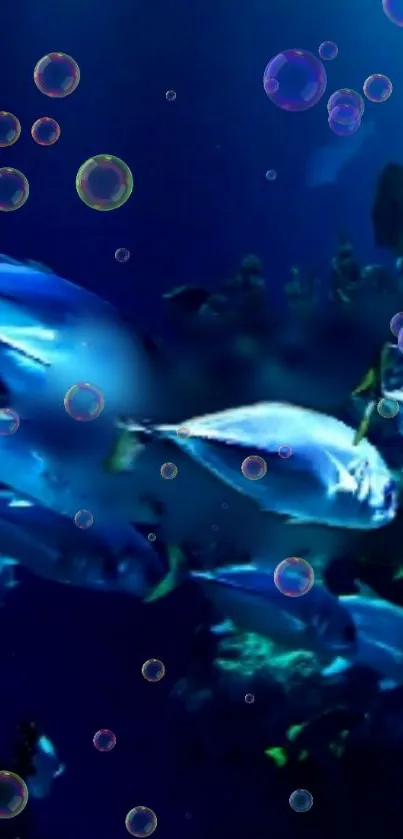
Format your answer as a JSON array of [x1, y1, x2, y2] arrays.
[[153, 402, 396, 529], [191, 564, 358, 664]]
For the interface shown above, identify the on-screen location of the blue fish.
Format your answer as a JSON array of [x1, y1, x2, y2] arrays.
[[305, 120, 374, 188], [191, 563, 358, 665], [27, 734, 65, 799]]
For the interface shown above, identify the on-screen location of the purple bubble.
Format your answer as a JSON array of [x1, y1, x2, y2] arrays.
[[263, 49, 327, 112], [274, 556, 314, 597], [330, 103, 361, 126], [398, 327, 403, 353], [318, 41, 338, 61], [327, 88, 364, 116], [328, 109, 361, 136], [390, 312, 403, 337], [93, 728, 116, 752], [382, 0, 403, 26], [363, 73, 393, 103]]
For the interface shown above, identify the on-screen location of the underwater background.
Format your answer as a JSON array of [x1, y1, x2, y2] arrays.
[[2, 0, 403, 837]]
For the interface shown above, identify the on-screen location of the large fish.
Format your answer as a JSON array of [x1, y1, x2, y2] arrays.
[[305, 120, 374, 188], [0, 488, 164, 597], [190, 563, 358, 666], [118, 402, 397, 530]]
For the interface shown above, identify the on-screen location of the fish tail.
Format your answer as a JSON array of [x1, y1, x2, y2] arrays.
[[264, 746, 289, 768], [353, 400, 377, 446], [104, 419, 154, 473], [143, 544, 187, 603]]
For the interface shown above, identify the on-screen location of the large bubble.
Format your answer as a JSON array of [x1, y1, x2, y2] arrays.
[[327, 88, 364, 117], [0, 112, 21, 148], [382, 0, 403, 26], [76, 155, 133, 211], [274, 556, 314, 597], [125, 806, 158, 837], [363, 73, 392, 103], [241, 455, 267, 480], [289, 788, 313, 813], [0, 408, 20, 436], [328, 108, 361, 136], [0, 771, 28, 819], [141, 658, 165, 682], [93, 729, 116, 752], [64, 382, 104, 421], [34, 52, 80, 98], [263, 49, 327, 112], [31, 117, 61, 146], [390, 311, 403, 337], [0, 168, 29, 212], [318, 41, 338, 61]]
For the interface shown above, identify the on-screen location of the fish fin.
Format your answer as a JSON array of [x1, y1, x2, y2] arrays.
[[104, 427, 147, 473], [264, 746, 288, 767], [320, 656, 352, 678], [286, 722, 307, 741], [210, 618, 236, 636], [352, 367, 377, 396], [143, 544, 186, 603], [25, 259, 54, 273], [354, 580, 379, 599], [326, 451, 359, 496], [379, 679, 398, 691], [353, 401, 377, 446], [392, 566, 403, 581]]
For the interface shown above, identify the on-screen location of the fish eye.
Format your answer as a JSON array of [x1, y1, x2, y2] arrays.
[[343, 623, 356, 643]]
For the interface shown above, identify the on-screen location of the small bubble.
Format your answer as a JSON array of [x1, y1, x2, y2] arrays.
[[31, 117, 61, 146], [160, 461, 178, 480], [0, 167, 29, 212], [318, 40, 338, 61], [377, 397, 399, 419], [34, 52, 80, 98], [363, 73, 393, 103], [263, 76, 279, 94], [0, 771, 28, 819], [64, 382, 104, 421], [76, 154, 133, 212], [125, 806, 158, 837], [244, 692, 255, 704], [74, 509, 94, 530], [141, 658, 165, 682], [0, 408, 20, 436], [115, 247, 130, 263], [177, 426, 190, 438], [92, 729, 116, 752], [212, 524, 219, 532], [289, 788, 313, 813], [221, 502, 229, 510], [265, 169, 277, 181], [390, 311, 403, 336], [274, 556, 314, 597], [278, 444, 292, 459], [0, 112, 21, 147], [148, 532, 156, 542], [241, 455, 267, 481], [166, 89, 177, 102]]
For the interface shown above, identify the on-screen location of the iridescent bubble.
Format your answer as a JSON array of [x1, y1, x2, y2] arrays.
[[76, 155, 133, 211], [264, 76, 279, 95], [125, 806, 158, 837], [327, 88, 364, 116], [265, 169, 277, 181], [0, 168, 29, 212], [399, 327, 403, 353], [278, 444, 292, 459], [318, 41, 338, 61], [165, 89, 177, 102], [74, 509, 94, 530], [63, 382, 104, 422], [0, 408, 20, 436], [34, 52, 80, 98], [377, 397, 399, 419], [382, 0, 403, 26], [274, 556, 314, 597], [0, 771, 28, 819], [363, 73, 392, 103], [160, 461, 178, 480], [141, 658, 165, 682], [115, 247, 130, 263], [0, 112, 21, 148], [329, 102, 361, 126], [263, 49, 327, 112], [93, 729, 116, 752], [244, 692, 255, 704], [147, 532, 156, 542], [328, 109, 361, 136], [31, 117, 61, 146], [390, 311, 403, 337], [177, 426, 190, 438], [289, 788, 313, 813], [241, 455, 267, 481]]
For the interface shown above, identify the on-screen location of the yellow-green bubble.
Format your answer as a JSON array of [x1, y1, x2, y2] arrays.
[[75, 154, 133, 211]]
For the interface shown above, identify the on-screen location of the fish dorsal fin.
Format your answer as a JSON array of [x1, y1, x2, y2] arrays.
[[25, 259, 54, 273], [0, 254, 24, 266], [354, 580, 379, 599]]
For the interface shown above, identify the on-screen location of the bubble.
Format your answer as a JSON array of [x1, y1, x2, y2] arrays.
[[318, 41, 338, 61], [165, 89, 177, 102], [399, 327, 403, 354], [147, 532, 156, 542], [0, 168, 29, 212], [74, 509, 94, 529], [0, 771, 28, 819], [241, 455, 267, 481], [377, 397, 399, 419], [125, 806, 158, 837], [363, 73, 392, 103], [390, 312, 403, 337], [93, 729, 116, 752], [34, 52, 80, 98], [328, 109, 361, 136], [263, 49, 327, 112], [177, 426, 190, 438], [263, 76, 279, 95], [115, 247, 130, 263], [382, 0, 403, 26], [329, 102, 361, 126], [160, 461, 178, 480], [0, 112, 21, 148], [244, 692, 255, 704], [265, 169, 277, 181], [31, 117, 61, 146], [274, 556, 314, 597], [64, 382, 104, 422], [76, 155, 133, 211], [278, 444, 292, 459], [0, 408, 20, 436], [327, 88, 364, 117], [141, 658, 165, 682], [289, 788, 313, 813]]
